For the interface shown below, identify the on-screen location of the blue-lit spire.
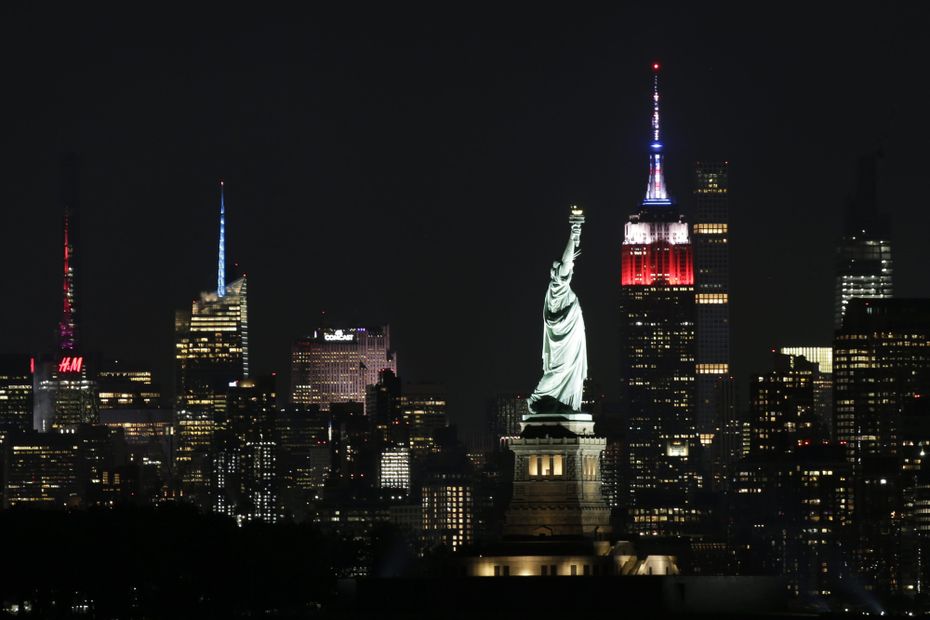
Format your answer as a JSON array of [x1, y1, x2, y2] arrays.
[[217, 181, 226, 297], [643, 63, 671, 206]]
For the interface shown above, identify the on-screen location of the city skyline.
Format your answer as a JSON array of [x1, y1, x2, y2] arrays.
[[1, 5, 927, 434], [4, 5, 930, 616]]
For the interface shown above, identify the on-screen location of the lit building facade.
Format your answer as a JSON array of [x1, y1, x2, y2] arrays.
[[834, 299, 930, 599], [3, 432, 80, 507], [422, 469, 474, 552], [749, 352, 821, 455], [97, 362, 161, 410], [780, 346, 833, 439], [99, 408, 173, 484], [693, 162, 730, 441], [290, 326, 396, 411], [834, 299, 930, 464], [620, 64, 700, 535], [834, 152, 892, 329], [366, 369, 404, 445], [730, 445, 853, 600], [213, 376, 278, 524], [34, 356, 98, 434], [275, 405, 329, 519], [379, 446, 411, 493], [0, 356, 33, 432], [708, 376, 741, 490], [175, 183, 248, 508], [402, 383, 447, 458]]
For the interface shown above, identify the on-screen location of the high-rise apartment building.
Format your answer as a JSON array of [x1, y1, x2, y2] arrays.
[[620, 64, 700, 535], [290, 326, 395, 411], [175, 182, 249, 508], [834, 152, 893, 329], [693, 162, 730, 441]]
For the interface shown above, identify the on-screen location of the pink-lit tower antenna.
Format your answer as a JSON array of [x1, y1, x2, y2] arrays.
[[643, 63, 671, 205], [58, 158, 78, 352], [58, 209, 77, 351]]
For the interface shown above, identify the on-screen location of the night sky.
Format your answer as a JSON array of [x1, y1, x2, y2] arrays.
[[2, 5, 929, 440]]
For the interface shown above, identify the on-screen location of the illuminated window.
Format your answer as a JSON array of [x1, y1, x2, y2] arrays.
[[693, 223, 727, 234], [696, 363, 729, 374], [553, 454, 563, 476], [695, 293, 728, 304], [528, 455, 539, 476]]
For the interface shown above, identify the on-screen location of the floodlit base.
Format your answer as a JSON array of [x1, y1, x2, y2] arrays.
[[504, 412, 611, 538]]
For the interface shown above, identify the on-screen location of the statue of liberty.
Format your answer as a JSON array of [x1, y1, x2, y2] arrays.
[[528, 208, 587, 414]]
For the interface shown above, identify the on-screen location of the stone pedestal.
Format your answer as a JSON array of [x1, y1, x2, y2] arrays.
[[504, 412, 611, 538]]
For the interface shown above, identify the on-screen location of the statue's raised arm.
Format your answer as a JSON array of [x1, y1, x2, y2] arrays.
[[527, 207, 588, 415]]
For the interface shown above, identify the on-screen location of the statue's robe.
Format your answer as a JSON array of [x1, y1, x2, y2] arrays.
[[528, 262, 587, 414]]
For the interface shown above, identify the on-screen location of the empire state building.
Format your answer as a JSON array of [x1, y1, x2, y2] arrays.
[[620, 64, 701, 536]]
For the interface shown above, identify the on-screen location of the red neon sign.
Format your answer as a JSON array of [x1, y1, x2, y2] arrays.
[[58, 356, 84, 374]]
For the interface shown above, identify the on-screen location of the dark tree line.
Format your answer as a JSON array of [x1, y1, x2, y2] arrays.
[[0, 505, 362, 617]]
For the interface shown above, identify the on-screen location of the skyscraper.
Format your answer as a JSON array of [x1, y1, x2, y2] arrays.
[[0, 356, 33, 432], [175, 182, 249, 508], [34, 155, 98, 433], [748, 352, 821, 455], [693, 162, 730, 441], [402, 383, 447, 459], [834, 299, 930, 464], [290, 326, 396, 411], [274, 404, 329, 520], [833, 299, 930, 597], [779, 346, 833, 438], [834, 152, 893, 329], [486, 393, 528, 443], [620, 64, 700, 535], [214, 376, 278, 524], [97, 361, 162, 410]]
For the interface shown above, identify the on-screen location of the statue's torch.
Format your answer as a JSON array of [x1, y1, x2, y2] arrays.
[[569, 205, 585, 248]]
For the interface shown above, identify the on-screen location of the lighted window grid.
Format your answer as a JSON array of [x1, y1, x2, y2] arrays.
[[693, 223, 727, 234], [696, 363, 729, 374], [696, 293, 728, 304]]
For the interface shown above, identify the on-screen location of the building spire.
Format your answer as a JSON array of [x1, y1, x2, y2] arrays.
[[217, 180, 226, 297], [58, 154, 79, 352], [643, 62, 670, 206], [58, 206, 77, 351]]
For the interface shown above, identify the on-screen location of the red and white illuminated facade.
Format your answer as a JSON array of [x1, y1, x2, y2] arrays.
[[620, 65, 701, 536], [620, 219, 694, 287]]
